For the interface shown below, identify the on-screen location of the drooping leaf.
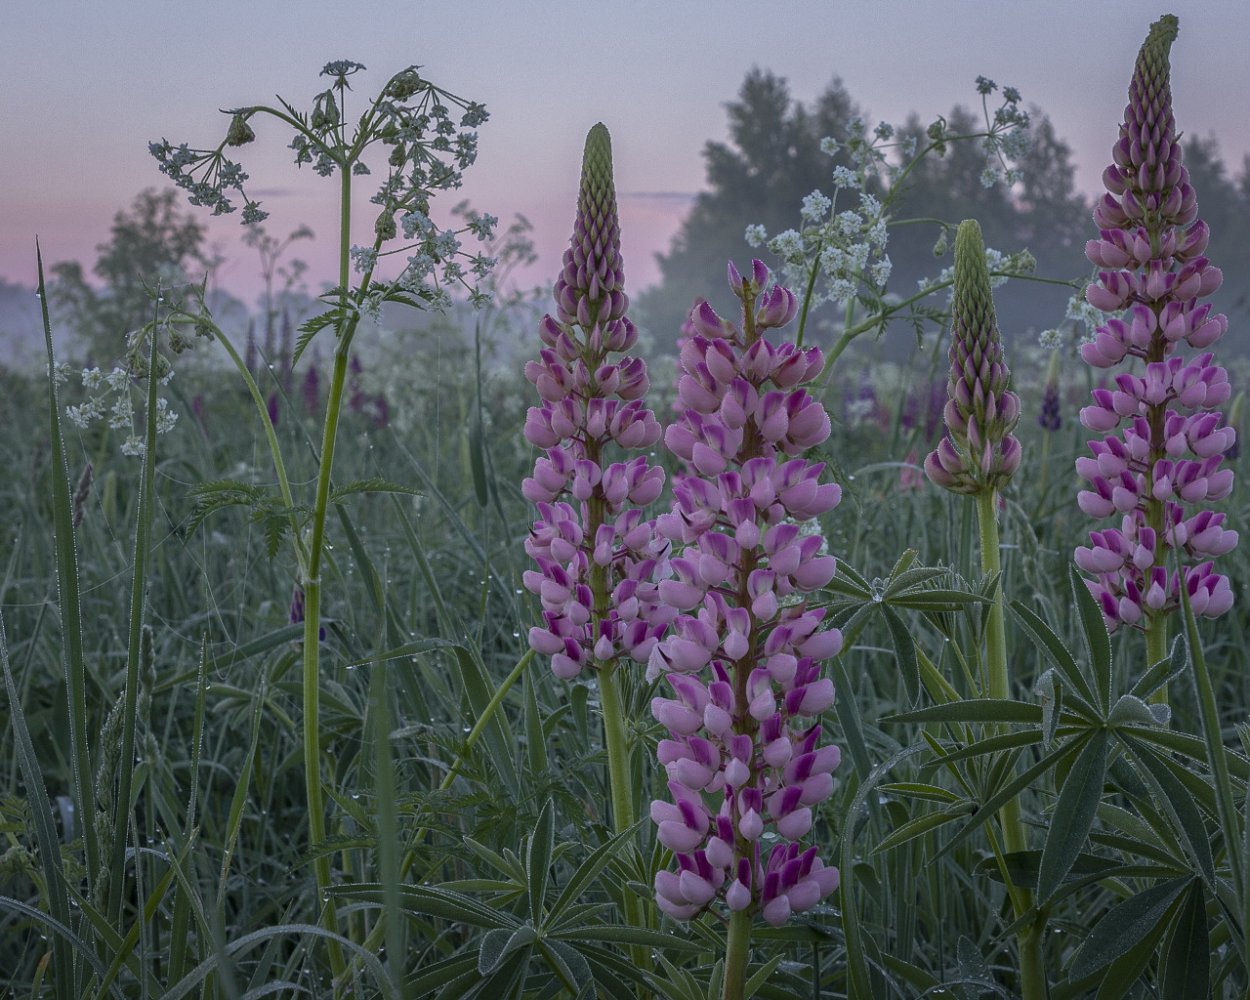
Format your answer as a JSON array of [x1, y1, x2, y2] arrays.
[[1069, 563, 1112, 710], [1069, 876, 1188, 979], [1010, 599, 1098, 712], [527, 800, 556, 925], [887, 699, 1043, 726], [1038, 730, 1108, 901], [881, 603, 919, 704], [1158, 880, 1209, 1000]]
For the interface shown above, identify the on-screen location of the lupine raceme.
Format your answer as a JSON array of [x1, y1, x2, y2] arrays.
[[522, 124, 668, 685], [646, 261, 842, 934], [1074, 14, 1236, 636], [924, 219, 1022, 497]]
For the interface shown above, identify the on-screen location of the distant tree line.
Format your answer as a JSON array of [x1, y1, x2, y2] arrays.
[[635, 69, 1250, 357]]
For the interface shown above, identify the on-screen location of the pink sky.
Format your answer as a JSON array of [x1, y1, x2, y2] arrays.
[[4, 1, 1248, 309]]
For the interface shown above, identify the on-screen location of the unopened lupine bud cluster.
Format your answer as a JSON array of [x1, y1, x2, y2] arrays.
[[1074, 15, 1237, 630], [522, 125, 669, 678], [925, 219, 1022, 495], [648, 260, 841, 927]]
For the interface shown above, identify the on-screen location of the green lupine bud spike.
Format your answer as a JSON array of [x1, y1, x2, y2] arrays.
[[924, 219, 1022, 494], [553, 124, 631, 339]]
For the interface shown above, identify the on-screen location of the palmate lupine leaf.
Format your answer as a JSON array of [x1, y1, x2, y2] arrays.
[[1036, 728, 1110, 901]]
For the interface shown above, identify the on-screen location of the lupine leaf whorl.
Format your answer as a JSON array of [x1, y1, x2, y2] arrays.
[[924, 219, 1021, 495], [555, 123, 629, 333]]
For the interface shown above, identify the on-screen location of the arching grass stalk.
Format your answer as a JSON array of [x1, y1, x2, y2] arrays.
[[925, 220, 1044, 998], [152, 61, 499, 973], [106, 286, 163, 927], [167, 303, 308, 575], [35, 247, 101, 912]]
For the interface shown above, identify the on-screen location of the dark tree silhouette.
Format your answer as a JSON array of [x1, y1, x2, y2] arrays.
[[50, 188, 216, 353], [636, 71, 1122, 356], [635, 70, 861, 345]]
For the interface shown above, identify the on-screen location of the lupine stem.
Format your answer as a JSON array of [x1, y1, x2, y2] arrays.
[[598, 658, 651, 973], [1145, 615, 1169, 704], [975, 489, 1045, 999], [723, 909, 753, 1000]]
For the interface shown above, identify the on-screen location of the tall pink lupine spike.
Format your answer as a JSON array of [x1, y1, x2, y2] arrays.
[[649, 260, 842, 928], [1075, 15, 1237, 632], [522, 124, 669, 677]]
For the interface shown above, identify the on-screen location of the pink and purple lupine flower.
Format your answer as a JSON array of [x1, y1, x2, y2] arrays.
[[1074, 15, 1237, 630], [924, 219, 1022, 496], [647, 260, 841, 927], [522, 124, 669, 677], [303, 364, 320, 414]]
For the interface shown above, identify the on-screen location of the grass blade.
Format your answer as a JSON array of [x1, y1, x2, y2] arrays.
[[36, 245, 100, 896], [1, 613, 77, 1000], [1038, 729, 1108, 902]]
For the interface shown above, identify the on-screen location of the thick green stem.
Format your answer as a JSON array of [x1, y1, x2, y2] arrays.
[[722, 909, 753, 1000], [975, 489, 1046, 1000], [302, 167, 354, 978], [599, 657, 651, 976], [1145, 615, 1169, 705], [598, 661, 635, 834]]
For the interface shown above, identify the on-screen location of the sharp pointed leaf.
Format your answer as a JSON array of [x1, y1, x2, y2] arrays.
[[1039, 730, 1108, 901], [1069, 877, 1189, 979], [1069, 563, 1112, 710]]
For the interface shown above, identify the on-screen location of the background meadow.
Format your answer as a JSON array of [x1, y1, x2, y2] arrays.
[[3, 6, 1250, 998]]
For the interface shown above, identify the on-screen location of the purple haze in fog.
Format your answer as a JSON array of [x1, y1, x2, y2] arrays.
[[3, 0, 1248, 306]]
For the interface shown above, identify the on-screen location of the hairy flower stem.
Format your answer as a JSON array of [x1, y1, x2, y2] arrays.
[[598, 660, 649, 945], [976, 489, 1045, 999], [302, 167, 355, 978], [586, 434, 652, 973], [1145, 616, 1169, 704], [723, 908, 753, 1000]]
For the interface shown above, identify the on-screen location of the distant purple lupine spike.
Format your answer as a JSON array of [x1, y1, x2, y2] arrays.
[[1075, 15, 1237, 630], [192, 393, 207, 428], [1038, 351, 1062, 432], [522, 124, 668, 679], [267, 391, 280, 428], [348, 354, 366, 414], [370, 393, 390, 429], [289, 583, 324, 640], [903, 379, 946, 441], [648, 260, 842, 927], [244, 322, 258, 374], [303, 364, 320, 414], [279, 307, 294, 391]]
